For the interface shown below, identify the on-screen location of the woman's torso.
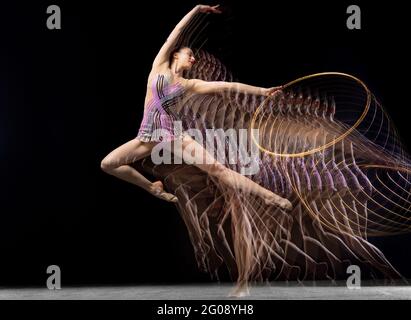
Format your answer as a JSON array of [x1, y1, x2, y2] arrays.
[[143, 70, 187, 111]]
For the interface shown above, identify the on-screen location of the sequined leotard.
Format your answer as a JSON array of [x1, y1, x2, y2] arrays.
[[137, 74, 185, 142]]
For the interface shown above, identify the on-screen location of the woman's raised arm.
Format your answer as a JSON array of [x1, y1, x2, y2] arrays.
[[152, 4, 221, 68]]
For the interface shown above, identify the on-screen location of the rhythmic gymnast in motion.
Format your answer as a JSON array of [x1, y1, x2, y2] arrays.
[[101, 4, 411, 298], [100, 4, 292, 211]]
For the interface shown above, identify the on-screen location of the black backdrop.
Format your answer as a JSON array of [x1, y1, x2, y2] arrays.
[[1, 0, 410, 286]]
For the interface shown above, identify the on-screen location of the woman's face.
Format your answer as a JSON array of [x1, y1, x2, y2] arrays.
[[174, 48, 196, 70]]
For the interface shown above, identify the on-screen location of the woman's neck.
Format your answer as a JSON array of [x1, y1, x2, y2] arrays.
[[169, 60, 184, 78]]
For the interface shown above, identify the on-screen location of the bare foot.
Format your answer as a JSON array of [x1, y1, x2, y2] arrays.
[[228, 284, 250, 298], [150, 181, 178, 203], [264, 192, 293, 211]]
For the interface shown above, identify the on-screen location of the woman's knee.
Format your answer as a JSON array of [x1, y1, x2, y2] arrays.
[[100, 155, 117, 172]]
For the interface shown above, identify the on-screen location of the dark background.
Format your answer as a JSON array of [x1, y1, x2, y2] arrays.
[[1, 0, 410, 286]]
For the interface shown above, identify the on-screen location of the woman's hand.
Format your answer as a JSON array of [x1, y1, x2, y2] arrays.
[[197, 4, 222, 14], [263, 86, 283, 97]]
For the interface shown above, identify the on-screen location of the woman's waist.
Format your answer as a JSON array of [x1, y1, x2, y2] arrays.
[[144, 101, 178, 113], [143, 105, 179, 118]]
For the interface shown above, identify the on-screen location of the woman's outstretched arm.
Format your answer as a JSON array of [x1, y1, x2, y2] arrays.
[[186, 79, 283, 97], [152, 4, 221, 68]]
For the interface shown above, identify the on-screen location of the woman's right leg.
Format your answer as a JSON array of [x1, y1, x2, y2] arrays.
[[100, 138, 177, 202], [179, 135, 293, 210]]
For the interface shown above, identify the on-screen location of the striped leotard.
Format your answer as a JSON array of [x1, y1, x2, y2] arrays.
[[137, 73, 186, 142]]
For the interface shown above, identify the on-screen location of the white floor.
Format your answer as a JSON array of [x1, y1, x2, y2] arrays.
[[1, 283, 411, 300]]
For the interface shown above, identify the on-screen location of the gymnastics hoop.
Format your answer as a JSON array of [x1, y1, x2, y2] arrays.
[[250, 72, 371, 157]]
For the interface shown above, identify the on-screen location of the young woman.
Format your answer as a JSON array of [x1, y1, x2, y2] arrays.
[[100, 4, 293, 212], [100, 4, 410, 298]]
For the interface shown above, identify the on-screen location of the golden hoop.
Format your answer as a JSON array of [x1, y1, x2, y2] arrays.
[[250, 72, 371, 157]]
